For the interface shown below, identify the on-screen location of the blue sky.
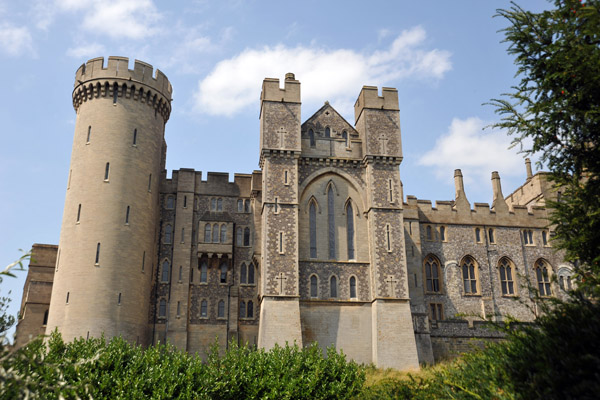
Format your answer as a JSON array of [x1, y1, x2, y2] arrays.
[[0, 0, 550, 336]]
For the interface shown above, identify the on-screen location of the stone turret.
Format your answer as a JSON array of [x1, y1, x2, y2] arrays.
[[257, 74, 303, 350], [46, 57, 172, 345]]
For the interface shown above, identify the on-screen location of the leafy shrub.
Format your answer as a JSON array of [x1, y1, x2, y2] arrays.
[[0, 332, 364, 400]]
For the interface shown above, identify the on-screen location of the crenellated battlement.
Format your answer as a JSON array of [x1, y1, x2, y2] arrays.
[[260, 73, 301, 104], [354, 86, 399, 123], [72, 57, 172, 122], [405, 195, 549, 227]]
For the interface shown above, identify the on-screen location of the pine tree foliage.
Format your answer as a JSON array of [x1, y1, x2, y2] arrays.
[[490, 0, 600, 295]]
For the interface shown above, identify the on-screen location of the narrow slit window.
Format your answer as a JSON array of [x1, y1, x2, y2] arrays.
[[279, 232, 284, 254], [236, 227, 242, 246], [218, 300, 225, 318], [389, 179, 393, 202], [133, 129, 137, 145], [325, 127, 330, 138], [220, 224, 227, 243], [161, 260, 170, 282], [113, 82, 118, 104], [200, 261, 207, 283], [350, 276, 357, 298], [104, 162, 110, 180], [212, 223, 219, 243], [542, 231, 548, 246], [118, 292, 122, 305], [176, 301, 181, 317], [330, 276, 337, 298], [386, 225, 392, 252], [204, 224, 211, 243], [342, 130, 348, 147], [239, 301, 246, 318], [475, 227, 481, 243], [243, 227, 250, 246], [95, 243, 101, 264], [309, 129, 315, 147], [77, 204, 81, 223], [284, 170, 289, 184], [159, 299, 166, 317], [248, 263, 255, 284], [148, 174, 152, 192], [183, 195, 187, 208], [87, 126, 91, 143], [43, 310, 48, 325], [178, 266, 182, 281], [181, 227, 185, 243], [274, 197, 279, 214], [488, 228, 495, 244], [346, 202, 355, 260], [200, 300, 207, 317], [309, 201, 317, 258], [240, 262, 247, 284], [142, 251, 145, 272], [440, 226, 446, 242], [125, 206, 130, 224], [220, 264, 227, 283], [247, 301, 253, 318], [66, 291, 70, 304]]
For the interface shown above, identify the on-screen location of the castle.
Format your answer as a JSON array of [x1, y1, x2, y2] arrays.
[[15, 57, 572, 370]]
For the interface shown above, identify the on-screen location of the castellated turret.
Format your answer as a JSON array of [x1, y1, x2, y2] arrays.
[[46, 57, 172, 345]]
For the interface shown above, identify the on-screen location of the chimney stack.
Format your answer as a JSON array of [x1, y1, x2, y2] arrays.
[[525, 158, 533, 181]]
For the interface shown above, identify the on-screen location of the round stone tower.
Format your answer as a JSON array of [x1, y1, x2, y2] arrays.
[[46, 57, 172, 345]]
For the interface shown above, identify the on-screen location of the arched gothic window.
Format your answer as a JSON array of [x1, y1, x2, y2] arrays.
[[218, 300, 225, 318], [424, 255, 441, 293], [328, 185, 335, 259], [349, 276, 357, 298], [475, 227, 481, 243], [310, 275, 318, 298], [330, 276, 337, 298], [346, 202, 355, 260], [159, 299, 167, 317], [220, 224, 227, 243], [239, 301, 246, 318], [499, 257, 515, 295], [535, 259, 552, 296], [461, 256, 478, 294], [342, 130, 348, 147], [240, 262, 247, 284], [161, 260, 170, 282], [204, 224, 211, 243], [243, 227, 250, 246], [248, 263, 255, 284], [309, 200, 317, 258], [325, 127, 330, 138], [212, 223, 219, 243], [200, 300, 207, 317], [220, 263, 228, 283], [200, 261, 208, 283], [236, 227, 243, 246]]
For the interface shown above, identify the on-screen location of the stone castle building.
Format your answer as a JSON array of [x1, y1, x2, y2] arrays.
[[15, 57, 573, 370]]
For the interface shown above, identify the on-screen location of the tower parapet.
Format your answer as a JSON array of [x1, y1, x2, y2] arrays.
[[72, 57, 172, 122]]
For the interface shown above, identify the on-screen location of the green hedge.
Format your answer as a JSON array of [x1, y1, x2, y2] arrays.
[[1, 333, 364, 400]]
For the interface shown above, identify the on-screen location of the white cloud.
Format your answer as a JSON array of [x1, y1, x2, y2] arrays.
[[81, 0, 162, 39], [419, 117, 525, 187], [46, 0, 162, 39], [0, 23, 34, 57], [194, 26, 452, 117], [66, 42, 106, 58]]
